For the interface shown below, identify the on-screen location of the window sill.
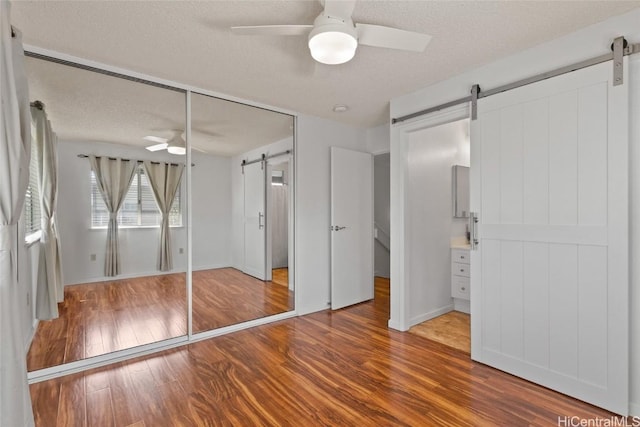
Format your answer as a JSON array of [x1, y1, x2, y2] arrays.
[[25, 230, 42, 247]]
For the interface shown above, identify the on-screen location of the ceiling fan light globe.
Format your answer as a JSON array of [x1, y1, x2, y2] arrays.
[[308, 29, 357, 65], [167, 145, 186, 155]]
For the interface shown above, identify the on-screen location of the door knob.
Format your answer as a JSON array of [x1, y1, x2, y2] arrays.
[[331, 225, 347, 231]]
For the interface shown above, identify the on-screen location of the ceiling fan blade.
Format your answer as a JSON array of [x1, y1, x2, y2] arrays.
[[323, 0, 356, 19], [145, 143, 168, 152], [191, 146, 207, 154], [356, 23, 432, 52], [231, 25, 313, 36], [144, 135, 168, 144]]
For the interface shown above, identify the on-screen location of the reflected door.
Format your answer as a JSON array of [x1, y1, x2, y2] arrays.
[[243, 161, 267, 280]]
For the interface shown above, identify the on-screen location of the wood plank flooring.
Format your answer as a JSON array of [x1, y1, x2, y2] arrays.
[[192, 268, 293, 333], [31, 277, 620, 426], [409, 311, 471, 353], [28, 268, 293, 371], [271, 268, 288, 287]]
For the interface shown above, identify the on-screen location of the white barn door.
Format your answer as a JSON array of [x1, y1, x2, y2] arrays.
[[470, 60, 629, 414], [243, 161, 267, 280]]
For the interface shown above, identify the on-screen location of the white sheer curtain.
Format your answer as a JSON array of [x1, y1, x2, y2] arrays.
[[89, 156, 137, 276], [143, 161, 184, 271], [31, 105, 64, 320], [0, 8, 36, 426]]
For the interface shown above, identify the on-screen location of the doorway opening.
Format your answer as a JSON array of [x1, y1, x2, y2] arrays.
[[268, 160, 293, 292], [399, 117, 471, 354]]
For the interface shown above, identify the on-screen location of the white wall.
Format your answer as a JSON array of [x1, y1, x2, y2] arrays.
[[366, 123, 390, 154], [374, 153, 390, 278], [191, 151, 232, 270], [390, 8, 640, 415], [406, 119, 469, 325], [271, 162, 289, 269], [295, 115, 368, 314]]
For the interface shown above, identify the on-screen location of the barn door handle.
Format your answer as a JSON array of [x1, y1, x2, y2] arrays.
[[470, 212, 479, 250]]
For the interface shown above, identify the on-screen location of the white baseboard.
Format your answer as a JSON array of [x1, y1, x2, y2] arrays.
[[64, 264, 234, 286], [388, 318, 408, 331], [630, 401, 640, 417], [65, 270, 185, 286], [453, 298, 470, 314], [297, 302, 330, 316], [192, 264, 232, 272], [408, 304, 453, 328]]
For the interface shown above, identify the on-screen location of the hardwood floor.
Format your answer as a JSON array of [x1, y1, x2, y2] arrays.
[[31, 277, 619, 426], [271, 268, 288, 287], [28, 268, 294, 371], [192, 268, 294, 333], [409, 311, 471, 353]]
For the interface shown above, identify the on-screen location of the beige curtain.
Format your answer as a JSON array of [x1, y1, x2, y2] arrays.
[[0, 10, 36, 426], [143, 161, 184, 271], [89, 156, 137, 276], [32, 105, 64, 320]]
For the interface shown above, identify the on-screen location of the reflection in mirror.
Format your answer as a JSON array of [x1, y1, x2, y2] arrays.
[[190, 92, 294, 333], [452, 165, 469, 218], [24, 56, 188, 371]]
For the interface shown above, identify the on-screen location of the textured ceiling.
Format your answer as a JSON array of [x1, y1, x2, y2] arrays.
[[11, 0, 640, 130], [25, 56, 293, 155]]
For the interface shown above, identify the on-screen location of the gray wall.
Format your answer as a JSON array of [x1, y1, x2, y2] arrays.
[[374, 153, 390, 278]]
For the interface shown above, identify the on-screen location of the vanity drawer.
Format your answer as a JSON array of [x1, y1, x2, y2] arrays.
[[452, 276, 470, 299], [451, 248, 470, 264], [451, 262, 470, 278]]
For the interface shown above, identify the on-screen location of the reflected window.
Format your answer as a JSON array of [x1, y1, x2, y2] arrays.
[[90, 165, 182, 228], [24, 123, 42, 236]]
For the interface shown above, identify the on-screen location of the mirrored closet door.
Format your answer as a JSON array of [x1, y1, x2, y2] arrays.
[[25, 56, 189, 371], [190, 92, 295, 333]]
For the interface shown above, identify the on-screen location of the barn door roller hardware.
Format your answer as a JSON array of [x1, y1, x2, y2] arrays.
[[612, 36, 627, 86], [393, 36, 639, 124], [241, 150, 293, 174]]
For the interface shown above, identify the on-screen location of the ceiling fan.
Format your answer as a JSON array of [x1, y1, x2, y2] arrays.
[[145, 130, 209, 155], [231, 0, 432, 65], [144, 131, 187, 155]]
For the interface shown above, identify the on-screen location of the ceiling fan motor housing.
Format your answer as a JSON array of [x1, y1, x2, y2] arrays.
[[308, 13, 358, 65]]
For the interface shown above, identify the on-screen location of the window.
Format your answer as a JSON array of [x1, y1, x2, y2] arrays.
[[24, 123, 41, 236], [91, 165, 182, 228]]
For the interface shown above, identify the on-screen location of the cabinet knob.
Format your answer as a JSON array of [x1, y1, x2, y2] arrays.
[[461, 287, 466, 291]]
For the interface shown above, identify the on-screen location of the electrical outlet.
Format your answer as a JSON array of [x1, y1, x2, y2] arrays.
[[90, 254, 96, 261], [179, 248, 184, 254]]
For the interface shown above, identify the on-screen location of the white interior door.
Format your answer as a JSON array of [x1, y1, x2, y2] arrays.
[[470, 60, 629, 414], [331, 147, 374, 310], [243, 161, 267, 280]]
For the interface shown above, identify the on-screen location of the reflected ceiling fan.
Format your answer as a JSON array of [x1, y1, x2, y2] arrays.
[[144, 131, 206, 155], [231, 0, 432, 65]]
